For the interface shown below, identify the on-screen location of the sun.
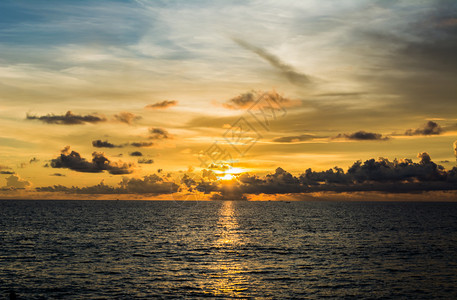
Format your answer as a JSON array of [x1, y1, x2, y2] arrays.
[[215, 167, 246, 181], [220, 173, 235, 181]]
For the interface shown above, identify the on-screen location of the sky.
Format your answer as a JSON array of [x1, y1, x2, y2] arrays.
[[0, 0, 456, 200]]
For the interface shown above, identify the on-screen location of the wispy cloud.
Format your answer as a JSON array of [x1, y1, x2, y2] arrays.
[[232, 37, 311, 86]]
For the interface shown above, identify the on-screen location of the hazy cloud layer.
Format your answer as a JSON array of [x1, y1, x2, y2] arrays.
[[145, 100, 178, 110], [50, 146, 133, 175], [26, 111, 106, 125]]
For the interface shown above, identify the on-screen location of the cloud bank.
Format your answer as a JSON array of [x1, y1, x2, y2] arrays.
[[37, 153, 457, 198]]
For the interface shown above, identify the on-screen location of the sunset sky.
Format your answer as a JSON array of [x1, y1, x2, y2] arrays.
[[1, 0, 456, 200]]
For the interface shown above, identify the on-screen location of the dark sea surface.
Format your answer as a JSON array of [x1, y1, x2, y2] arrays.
[[1, 200, 457, 299]]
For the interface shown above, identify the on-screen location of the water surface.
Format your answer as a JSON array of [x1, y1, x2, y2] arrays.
[[1, 200, 457, 299]]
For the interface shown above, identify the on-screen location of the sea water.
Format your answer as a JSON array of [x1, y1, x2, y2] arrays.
[[1, 200, 457, 299]]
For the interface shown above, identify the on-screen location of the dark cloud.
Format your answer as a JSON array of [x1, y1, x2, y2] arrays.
[[361, 7, 457, 117], [232, 37, 311, 86], [335, 131, 389, 141], [454, 141, 457, 159], [92, 140, 123, 148], [145, 100, 178, 110], [405, 121, 443, 136], [36, 153, 457, 197], [273, 134, 317, 143], [50, 173, 65, 177], [138, 158, 154, 164], [130, 142, 154, 148], [4, 174, 31, 189], [149, 128, 171, 140], [1, 171, 15, 175], [29, 157, 39, 164], [50, 146, 133, 175], [212, 153, 457, 198], [223, 92, 256, 110], [130, 151, 143, 157], [113, 112, 142, 125], [223, 90, 293, 110], [26, 111, 106, 125]]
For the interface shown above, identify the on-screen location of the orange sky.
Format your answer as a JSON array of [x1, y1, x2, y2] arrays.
[[1, 1, 456, 200]]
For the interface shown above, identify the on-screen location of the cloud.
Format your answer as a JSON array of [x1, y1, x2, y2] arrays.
[[50, 146, 134, 175], [29, 157, 39, 164], [113, 111, 142, 125], [335, 131, 389, 141], [232, 37, 310, 85], [38, 174, 177, 195], [454, 141, 457, 159], [130, 151, 143, 157], [223, 92, 256, 110], [92, 140, 123, 148], [138, 158, 154, 164], [149, 128, 171, 140], [4, 174, 31, 189], [51, 173, 65, 177], [0, 165, 11, 170], [273, 134, 317, 143], [223, 90, 294, 110], [405, 121, 443, 136], [36, 153, 457, 198], [213, 153, 457, 198], [26, 111, 106, 125], [145, 100, 178, 110], [1, 171, 15, 175], [130, 142, 154, 148]]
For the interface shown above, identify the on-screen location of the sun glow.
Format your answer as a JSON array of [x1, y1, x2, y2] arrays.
[[220, 173, 235, 181], [215, 167, 246, 181]]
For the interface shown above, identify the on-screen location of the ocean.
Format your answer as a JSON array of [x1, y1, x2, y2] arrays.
[[1, 200, 457, 299]]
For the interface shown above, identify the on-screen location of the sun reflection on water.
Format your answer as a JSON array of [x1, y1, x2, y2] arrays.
[[208, 201, 250, 297]]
